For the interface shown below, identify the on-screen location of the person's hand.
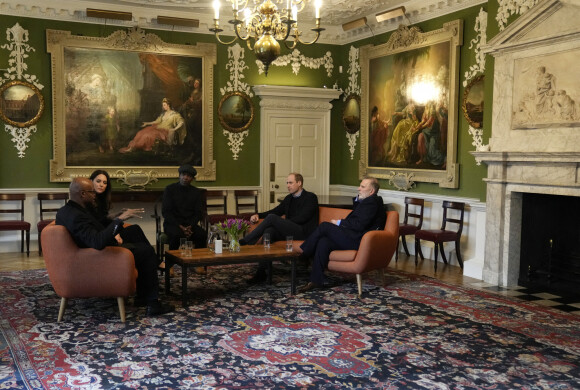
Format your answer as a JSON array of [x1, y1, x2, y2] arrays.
[[250, 214, 259, 224], [115, 234, 123, 245], [117, 208, 145, 221], [331, 219, 340, 225]]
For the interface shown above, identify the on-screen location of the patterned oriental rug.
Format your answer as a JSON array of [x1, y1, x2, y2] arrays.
[[1, 266, 579, 389]]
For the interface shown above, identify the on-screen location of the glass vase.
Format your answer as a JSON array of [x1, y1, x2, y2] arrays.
[[229, 233, 241, 252]]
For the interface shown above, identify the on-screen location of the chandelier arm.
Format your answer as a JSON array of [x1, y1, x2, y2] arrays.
[[213, 32, 239, 45], [294, 27, 324, 45]]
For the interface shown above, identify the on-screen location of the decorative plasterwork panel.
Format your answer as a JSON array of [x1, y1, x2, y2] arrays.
[[463, 8, 490, 164], [222, 44, 252, 160], [0, 23, 44, 158], [344, 46, 361, 160], [496, 0, 540, 31], [256, 49, 334, 77]]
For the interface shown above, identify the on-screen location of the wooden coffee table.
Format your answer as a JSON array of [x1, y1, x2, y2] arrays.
[[164, 246, 301, 306]]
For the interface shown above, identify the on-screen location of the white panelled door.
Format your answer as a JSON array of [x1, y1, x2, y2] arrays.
[[254, 85, 341, 211], [267, 114, 325, 209]]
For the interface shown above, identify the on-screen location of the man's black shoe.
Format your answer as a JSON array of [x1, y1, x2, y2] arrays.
[[247, 272, 267, 285], [297, 282, 322, 293], [133, 296, 148, 307], [146, 301, 175, 316]]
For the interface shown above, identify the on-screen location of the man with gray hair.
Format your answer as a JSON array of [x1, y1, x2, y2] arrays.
[[298, 176, 385, 293]]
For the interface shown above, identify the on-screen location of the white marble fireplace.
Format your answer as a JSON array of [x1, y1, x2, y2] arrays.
[[473, 0, 580, 287]]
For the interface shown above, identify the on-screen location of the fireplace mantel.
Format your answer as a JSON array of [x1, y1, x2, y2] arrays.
[[477, 0, 580, 287]]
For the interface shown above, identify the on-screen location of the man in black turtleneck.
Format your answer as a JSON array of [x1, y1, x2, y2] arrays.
[[240, 172, 319, 284]]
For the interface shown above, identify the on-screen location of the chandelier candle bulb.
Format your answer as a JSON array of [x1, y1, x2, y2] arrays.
[[213, 0, 220, 19], [292, 5, 297, 22], [315, 0, 321, 19]]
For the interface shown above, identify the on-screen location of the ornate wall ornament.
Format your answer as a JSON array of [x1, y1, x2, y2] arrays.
[[384, 25, 425, 51], [115, 169, 159, 190], [387, 171, 416, 191], [342, 46, 361, 160], [221, 44, 253, 160], [496, 0, 540, 31], [462, 8, 489, 162], [108, 27, 165, 51], [0, 23, 44, 158], [257, 49, 334, 77], [463, 8, 487, 86]]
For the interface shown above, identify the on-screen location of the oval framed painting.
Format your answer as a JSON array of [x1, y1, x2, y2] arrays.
[[0, 80, 45, 128], [342, 94, 361, 134], [218, 91, 254, 133], [462, 75, 484, 128]]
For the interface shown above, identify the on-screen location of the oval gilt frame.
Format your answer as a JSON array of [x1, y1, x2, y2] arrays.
[[0, 80, 45, 128], [342, 94, 361, 134], [218, 91, 254, 133], [462, 74, 484, 129]]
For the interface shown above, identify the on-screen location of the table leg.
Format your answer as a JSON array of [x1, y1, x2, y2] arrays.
[[182, 266, 189, 306], [267, 261, 273, 285], [291, 258, 297, 295], [164, 257, 172, 294]]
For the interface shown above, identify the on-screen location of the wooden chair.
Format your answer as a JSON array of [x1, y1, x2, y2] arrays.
[[205, 189, 231, 226], [234, 190, 259, 219], [414, 201, 465, 271], [42, 223, 137, 322], [37, 192, 69, 255], [396, 197, 424, 261], [0, 193, 31, 256]]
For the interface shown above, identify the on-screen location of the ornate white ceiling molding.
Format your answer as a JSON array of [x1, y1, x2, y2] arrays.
[[1, 0, 488, 45]]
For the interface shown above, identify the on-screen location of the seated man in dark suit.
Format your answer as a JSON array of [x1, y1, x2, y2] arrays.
[[298, 176, 386, 292], [240, 172, 319, 284], [56, 178, 174, 316]]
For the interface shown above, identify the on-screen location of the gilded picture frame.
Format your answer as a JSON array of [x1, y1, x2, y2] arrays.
[[218, 91, 254, 133], [0, 80, 44, 128], [342, 94, 361, 134], [462, 75, 484, 129], [360, 21, 463, 188], [46, 28, 217, 182]]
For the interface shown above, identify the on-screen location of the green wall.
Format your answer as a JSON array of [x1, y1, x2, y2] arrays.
[[0, 5, 493, 200]]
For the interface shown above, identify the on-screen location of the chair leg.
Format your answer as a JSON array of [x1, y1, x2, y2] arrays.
[[58, 297, 68, 322], [356, 274, 363, 297], [433, 244, 439, 272], [38, 232, 43, 256], [401, 235, 410, 256], [440, 243, 448, 264], [20, 231, 24, 253], [415, 238, 424, 265], [117, 297, 127, 322], [455, 239, 464, 269], [395, 239, 399, 261], [26, 230, 30, 257]]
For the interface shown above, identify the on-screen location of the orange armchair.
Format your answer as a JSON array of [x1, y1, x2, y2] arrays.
[[41, 223, 138, 322], [327, 210, 399, 297]]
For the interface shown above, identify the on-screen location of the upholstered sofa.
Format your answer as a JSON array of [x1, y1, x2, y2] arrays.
[[41, 222, 138, 322], [248, 206, 399, 296]]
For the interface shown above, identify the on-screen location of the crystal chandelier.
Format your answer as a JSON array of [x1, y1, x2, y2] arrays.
[[210, 0, 324, 75]]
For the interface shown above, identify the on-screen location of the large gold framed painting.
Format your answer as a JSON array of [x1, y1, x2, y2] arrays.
[[47, 28, 217, 182], [360, 21, 462, 188]]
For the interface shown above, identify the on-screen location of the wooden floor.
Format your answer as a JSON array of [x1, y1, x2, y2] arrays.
[[0, 250, 479, 287]]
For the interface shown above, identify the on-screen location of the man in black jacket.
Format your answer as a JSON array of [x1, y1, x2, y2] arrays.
[[162, 164, 207, 251], [56, 178, 174, 316], [240, 172, 319, 283], [298, 176, 386, 292]]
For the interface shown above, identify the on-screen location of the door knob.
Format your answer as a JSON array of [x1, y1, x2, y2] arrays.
[[274, 184, 279, 189]]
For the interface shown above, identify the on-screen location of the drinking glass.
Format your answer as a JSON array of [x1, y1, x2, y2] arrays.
[[263, 233, 271, 249], [286, 236, 293, 252], [180, 237, 187, 255], [185, 241, 194, 257], [207, 225, 218, 252]]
